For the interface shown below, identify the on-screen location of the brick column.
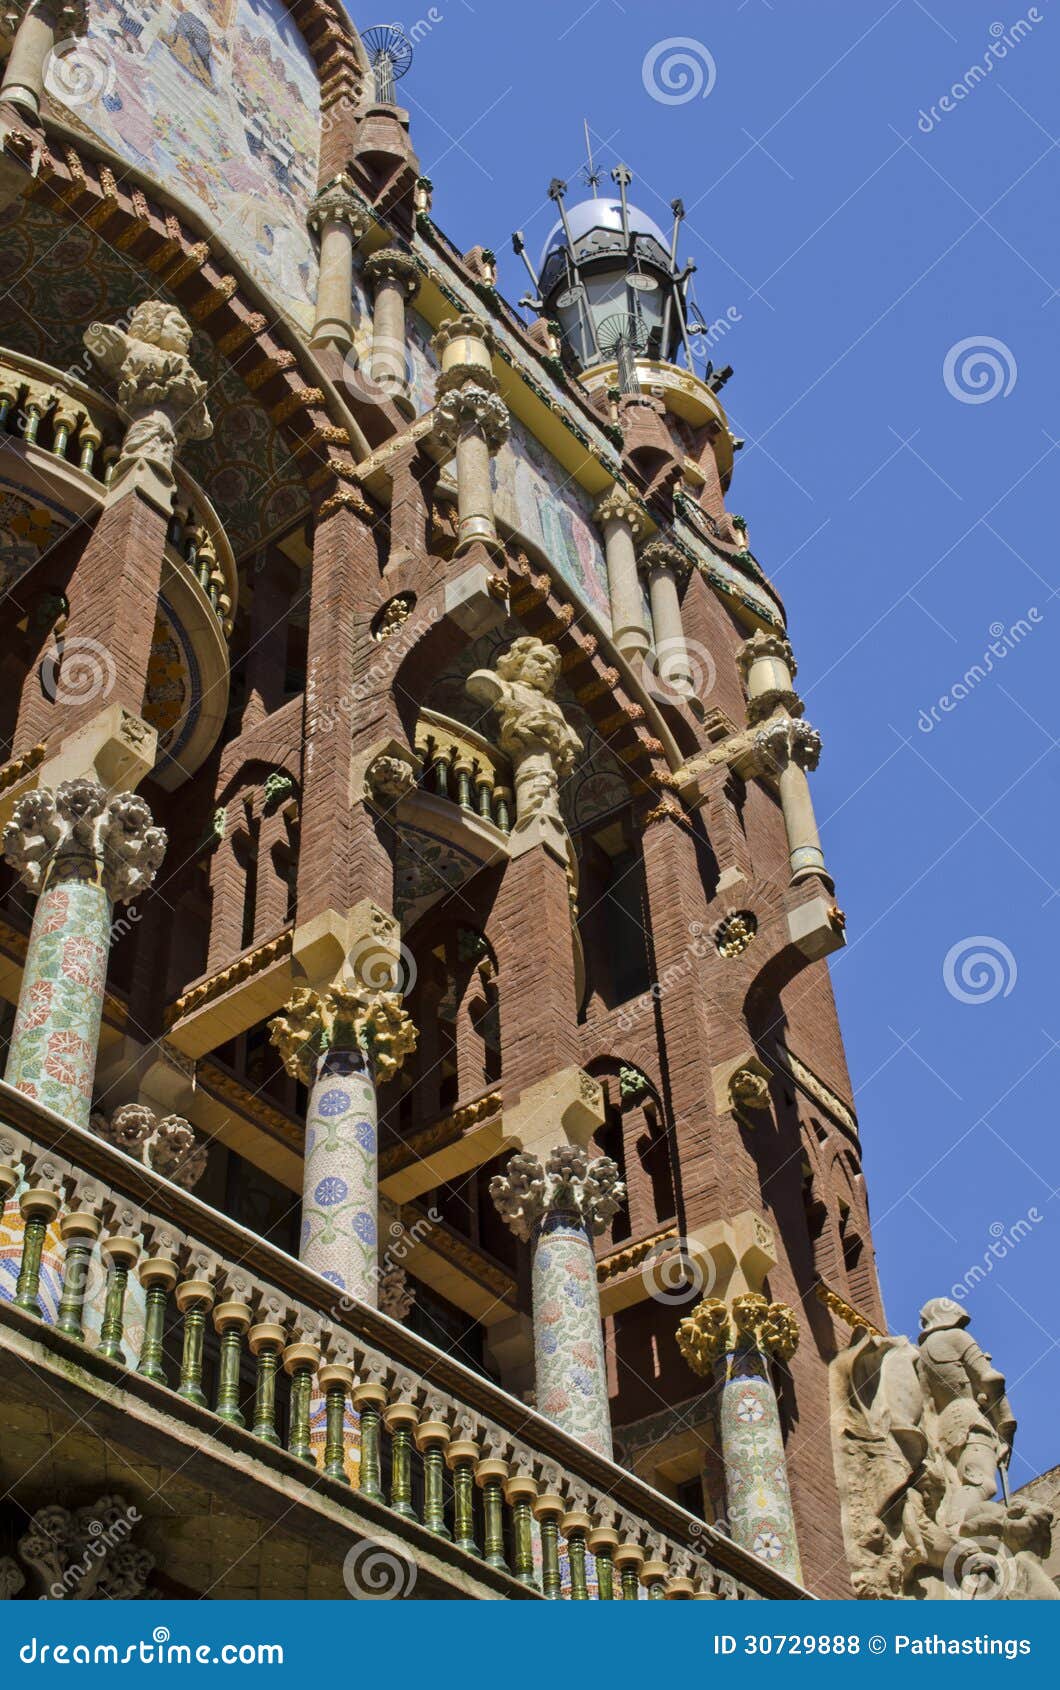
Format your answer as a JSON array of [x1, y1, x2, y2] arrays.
[[2, 780, 166, 1126], [491, 1145, 625, 1458]]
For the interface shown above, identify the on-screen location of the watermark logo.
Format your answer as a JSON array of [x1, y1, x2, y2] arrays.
[[341, 335, 410, 408], [44, 37, 117, 109], [640, 1237, 715, 1306], [346, 931, 418, 997], [642, 38, 717, 106], [943, 336, 1017, 404], [943, 1535, 1016, 1599], [40, 636, 116, 707], [950, 1209, 1043, 1301], [943, 936, 1017, 1004], [342, 1534, 418, 1598], [642, 637, 716, 704]]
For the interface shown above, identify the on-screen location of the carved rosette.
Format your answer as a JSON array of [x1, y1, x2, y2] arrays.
[[365, 752, 416, 805], [489, 1145, 626, 1243], [363, 247, 421, 302], [677, 1293, 800, 1376], [15, 1495, 154, 1600], [269, 983, 417, 1087], [97, 1104, 207, 1190], [753, 716, 822, 775], [307, 176, 371, 239], [593, 487, 646, 537], [729, 1066, 772, 1113], [431, 384, 510, 456], [3, 780, 166, 903], [378, 1264, 416, 1321]]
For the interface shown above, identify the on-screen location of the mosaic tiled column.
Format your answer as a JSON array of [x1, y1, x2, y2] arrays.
[[270, 984, 416, 1303], [2, 781, 166, 1128], [677, 1292, 802, 1583], [491, 1145, 625, 1459]]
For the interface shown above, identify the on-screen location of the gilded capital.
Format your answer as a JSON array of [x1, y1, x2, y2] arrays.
[[677, 1293, 799, 1375], [269, 983, 417, 1086], [3, 780, 166, 903], [489, 1145, 625, 1243]]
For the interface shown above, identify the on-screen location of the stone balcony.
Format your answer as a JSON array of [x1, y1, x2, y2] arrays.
[[0, 1081, 808, 1601]]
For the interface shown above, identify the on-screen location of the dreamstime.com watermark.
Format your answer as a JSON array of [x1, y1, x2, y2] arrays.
[[949, 1209, 1043, 1302], [330, 1206, 440, 1319], [19, 1629, 284, 1665], [916, 609, 1042, 732], [917, 10, 1046, 133], [617, 920, 711, 1033], [342, 1535, 418, 1598]]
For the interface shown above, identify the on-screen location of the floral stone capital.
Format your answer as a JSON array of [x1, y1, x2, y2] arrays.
[[2, 780, 166, 903], [676, 1292, 799, 1375], [489, 1145, 625, 1243], [269, 983, 417, 1086]]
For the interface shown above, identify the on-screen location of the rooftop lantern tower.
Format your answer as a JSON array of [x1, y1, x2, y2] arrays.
[[362, 22, 414, 104], [512, 164, 702, 393]]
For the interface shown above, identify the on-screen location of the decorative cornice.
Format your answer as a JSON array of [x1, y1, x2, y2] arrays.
[[815, 1282, 882, 1337], [0, 741, 47, 796], [165, 930, 293, 1028], [773, 1042, 859, 1139], [379, 1091, 502, 1179], [597, 1225, 679, 1285]]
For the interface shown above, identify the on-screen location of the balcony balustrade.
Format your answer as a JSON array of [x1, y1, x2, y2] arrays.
[[414, 709, 512, 833], [0, 346, 237, 639], [0, 1081, 807, 1601]]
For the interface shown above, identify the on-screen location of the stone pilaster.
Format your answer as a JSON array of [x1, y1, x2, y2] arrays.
[[2, 781, 166, 1126], [431, 315, 508, 554], [307, 176, 370, 352], [677, 1292, 802, 1583], [0, 0, 86, 119], [491, 1145, 625, 1458], [269, 984, 416, 1303], [363, 247, 420, 399], [639, 536, 693, 697], [594, 488, 650, 663]]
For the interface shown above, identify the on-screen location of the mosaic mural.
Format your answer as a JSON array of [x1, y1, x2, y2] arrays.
[[490, 416, 611, 632], [0, 486, 70, 605], [144, 597, 200, 769], [394, 824, 484, 930], [0, 198, 308, 558], [47, 0, 321, 329]]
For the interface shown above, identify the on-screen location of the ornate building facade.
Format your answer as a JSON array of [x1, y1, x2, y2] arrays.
[[0, 3, 1051, 1602]]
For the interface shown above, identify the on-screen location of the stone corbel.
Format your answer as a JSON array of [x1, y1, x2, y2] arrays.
[[500, 1066, 606, 1161]]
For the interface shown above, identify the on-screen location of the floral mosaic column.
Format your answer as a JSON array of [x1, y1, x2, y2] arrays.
[[491, 1146, 625, 1459], [677, 1292, 802, 1583], [270, 984, 416, 1303], [2, 781, 166, 1128]]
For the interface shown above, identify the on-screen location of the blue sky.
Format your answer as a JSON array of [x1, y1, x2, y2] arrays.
[[391, 0, 1060, 1484]]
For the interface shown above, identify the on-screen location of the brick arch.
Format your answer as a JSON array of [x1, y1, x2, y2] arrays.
[[15, 128, 360, 513]]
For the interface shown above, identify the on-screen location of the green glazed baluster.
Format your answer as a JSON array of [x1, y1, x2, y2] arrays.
[[249, 1323, 284, 1444], [538, 1509, 562, 1599], [417, 1423, 451, 1537], [283, 1343, 319, 1463], [137, 1258, 177, 1384], [97, 1237, 138, 1363], [594, 1541, 616, 1600], [508, 1482, 537, 1588], [55, 1212, 100, 1338], [176, 1280, 215, 1405], [386, 1406, 417, 1521], [479, 1466, 508, 1572], [320, 1364, 353, 1484], [213, 1301, 250, 1425], [355, 1386, 386, 1502], [449, 1449, 478, 1555], [568, 1528, 589, 1601], [14, 1192, 60, 1316]]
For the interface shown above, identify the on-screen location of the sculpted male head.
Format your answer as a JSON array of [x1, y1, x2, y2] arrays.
[[128, 301, 193, 356], [495, 636, 561, 697]]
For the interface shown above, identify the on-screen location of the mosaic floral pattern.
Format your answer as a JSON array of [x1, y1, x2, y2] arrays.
[[532, 1209, 612, 1459], [49, 0, 321, 328], [0, 1188, 146, 1364], [0, 489, 64, 603], [5, 875, 112, 1128], [717, 1355, 801, 1583], [300, 1050, 379, 1304]]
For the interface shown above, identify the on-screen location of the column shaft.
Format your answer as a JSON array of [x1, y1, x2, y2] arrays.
[[777, 759, 827, 883], [301, 1047, 378, 1303], [647, 564, 693, 693], [531, 1207, 612, 1459], [311, 220, 355, 351], [716, 1348, 802, 1583], [602, 517, 649, 661]]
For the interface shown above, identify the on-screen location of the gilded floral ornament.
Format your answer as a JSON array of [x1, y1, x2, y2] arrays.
[[269, 983, 416, 1086], [677, 1293, 800, 1376]]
